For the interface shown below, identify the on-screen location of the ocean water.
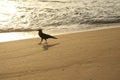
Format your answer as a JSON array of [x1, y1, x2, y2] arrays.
[[0, 0, 120, 42]]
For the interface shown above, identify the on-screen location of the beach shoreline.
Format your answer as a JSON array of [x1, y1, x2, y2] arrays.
[[0, 27, 120, 80], [0, 23, 120, 43]]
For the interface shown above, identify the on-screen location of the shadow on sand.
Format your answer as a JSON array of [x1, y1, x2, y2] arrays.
[[41, 43, 59, 51]]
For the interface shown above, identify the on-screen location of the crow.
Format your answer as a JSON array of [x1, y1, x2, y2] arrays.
[[37, 29, 57, 44]]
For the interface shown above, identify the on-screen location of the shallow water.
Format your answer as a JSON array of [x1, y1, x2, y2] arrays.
[[0, 23, 120, 42]]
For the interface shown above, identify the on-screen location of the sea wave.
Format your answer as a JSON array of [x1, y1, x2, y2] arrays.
[[0, 0, 120, 32]]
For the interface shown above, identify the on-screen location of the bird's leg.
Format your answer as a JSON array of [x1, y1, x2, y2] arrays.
[[39, 38, 43, 44], [45, 39, 48, 44]]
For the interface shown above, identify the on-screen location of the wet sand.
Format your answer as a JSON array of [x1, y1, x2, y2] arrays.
[[0, 27, 120, 80]]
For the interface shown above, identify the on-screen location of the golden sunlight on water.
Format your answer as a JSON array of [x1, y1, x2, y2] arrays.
[[0, 1, 17, 26], [0, 1, 17, 15]]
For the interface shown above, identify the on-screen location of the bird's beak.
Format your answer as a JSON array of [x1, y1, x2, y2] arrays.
[[36, 29, 40, 31], [36, 29, 42, 31]]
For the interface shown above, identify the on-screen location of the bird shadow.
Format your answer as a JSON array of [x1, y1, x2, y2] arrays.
[[40, 43, 60, 51]]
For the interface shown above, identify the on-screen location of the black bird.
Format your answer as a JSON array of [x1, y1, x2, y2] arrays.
[[37, 29, 57, 44]]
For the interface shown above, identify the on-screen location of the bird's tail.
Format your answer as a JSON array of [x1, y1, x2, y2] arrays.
[[49, 35, 58, 39], [52, 37, 58, 39], [50, 36, 57, 39]]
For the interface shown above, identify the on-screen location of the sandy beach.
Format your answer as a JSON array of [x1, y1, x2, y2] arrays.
[[0, 27, 120, 80]]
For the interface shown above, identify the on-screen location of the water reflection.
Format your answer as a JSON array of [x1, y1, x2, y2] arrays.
[[0, 32, 38, 42], [0, 1, 17, 21]]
